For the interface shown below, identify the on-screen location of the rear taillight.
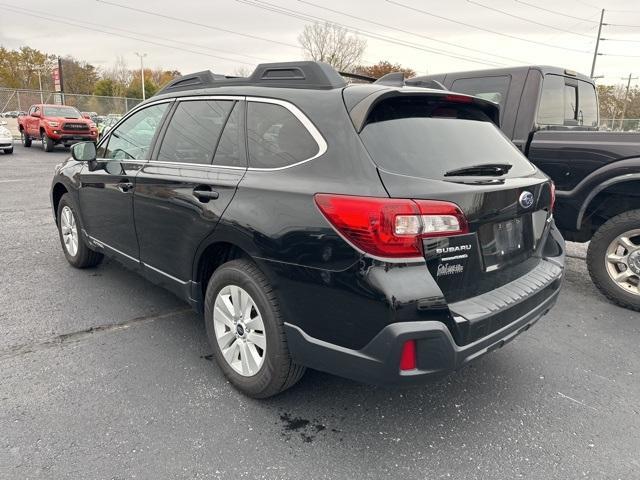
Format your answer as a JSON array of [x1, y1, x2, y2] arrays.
[[550, 182, 556, 212], [314, 194, 468, 259]]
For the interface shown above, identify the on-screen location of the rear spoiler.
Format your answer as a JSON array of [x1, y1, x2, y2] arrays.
[[340, 71, 447, 90], [348, 90, 501, 132]]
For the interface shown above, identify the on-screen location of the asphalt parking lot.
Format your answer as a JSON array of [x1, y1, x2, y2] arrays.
[[1, 143, 639, 479]]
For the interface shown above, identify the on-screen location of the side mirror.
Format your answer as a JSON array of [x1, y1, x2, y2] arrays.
[[32, 111, 41, 118], [82, 113, 91, 119], [71, 141, 97, 162]]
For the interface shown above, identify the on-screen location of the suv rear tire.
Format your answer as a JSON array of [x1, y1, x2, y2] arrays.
[[42, 132, 54, 152], [56, 194, 104, 268], [21, 132, 31, 148], [204, 258, 305, 398], [587, 210, 640, 311]]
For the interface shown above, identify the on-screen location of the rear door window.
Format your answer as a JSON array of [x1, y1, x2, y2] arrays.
[[247, 102, 318, 169], [157, 100, 233, 165], [212, 102, 245, 168], [359, 96, 535, 179]]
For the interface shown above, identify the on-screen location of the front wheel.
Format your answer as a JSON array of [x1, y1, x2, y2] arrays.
[[42, 132, 54, 152], [587, 210, 640, 311], [204, 259, 305, 398], [56, 194, 103, 268]]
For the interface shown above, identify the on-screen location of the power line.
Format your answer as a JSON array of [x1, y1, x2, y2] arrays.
[[601, 37, 640, 43], [467, 0, 594, 38], [605, 22, 640, 28], [297, 0, 532, 64], [236, 0, 507, 67], [94, 0, 299, 49], [2, 3, 269, 64], [385, 0, 592, 54], [513, 0, 598, 23], [1, 4, 257, 66]]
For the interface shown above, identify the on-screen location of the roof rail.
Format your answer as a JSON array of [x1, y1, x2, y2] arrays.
[[156, 61, 347, 95], [158, 70, 231, 94]]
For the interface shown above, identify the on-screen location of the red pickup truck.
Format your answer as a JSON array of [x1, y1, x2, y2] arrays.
[[19, 104, 98, 152]]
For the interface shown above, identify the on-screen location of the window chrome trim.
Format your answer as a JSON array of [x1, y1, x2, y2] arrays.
[[144, 159, 246, 170], [102, 95, 328, 172], [245, 96, 328, 171], [175, 95, 245, 102]]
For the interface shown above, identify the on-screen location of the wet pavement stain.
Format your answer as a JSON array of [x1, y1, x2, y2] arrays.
[[279, 412, 331, 443], [200, 354, 214, 361]]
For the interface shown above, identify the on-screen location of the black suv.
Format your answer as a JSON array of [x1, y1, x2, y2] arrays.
[[50, 61, 565, 398]]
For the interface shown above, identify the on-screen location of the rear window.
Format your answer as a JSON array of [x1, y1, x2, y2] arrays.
[[360, 97, 535, 179], [451, 75, 510, 106]]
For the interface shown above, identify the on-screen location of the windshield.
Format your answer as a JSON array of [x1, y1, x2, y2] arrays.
[[360, 97, 535, 179], [43, 106, 81, 118]]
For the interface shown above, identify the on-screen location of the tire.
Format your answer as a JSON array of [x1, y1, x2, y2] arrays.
[[56, 194, 103, 269], [21, 131, 31, 148], [204, 258, 305, 398], [587, 209, 640, 311], [3, 148, 12, 154], [42, 132, 54, 152]]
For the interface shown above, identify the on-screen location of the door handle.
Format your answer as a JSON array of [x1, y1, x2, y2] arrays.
[[193, 186, 219, 202], [117, 181, 134, 193]]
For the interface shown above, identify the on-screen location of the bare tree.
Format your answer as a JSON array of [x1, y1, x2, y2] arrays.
[[232, 66, 253, 78], [298, 22, 366, 72]]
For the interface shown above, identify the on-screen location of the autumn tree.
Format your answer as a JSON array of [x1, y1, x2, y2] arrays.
[[0, 46, 56, 89], [60, 56, 99, 95], [355, 60, 416, 80], [298, 22, 366, 72]]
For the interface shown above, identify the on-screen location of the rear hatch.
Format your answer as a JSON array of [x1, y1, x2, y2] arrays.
[[356, 92, 555, 303]]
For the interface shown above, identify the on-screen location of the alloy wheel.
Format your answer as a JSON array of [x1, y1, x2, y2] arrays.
[[605, 229, 640, 296], [213, 285, 266, 376], [60, 205, 79, 257]]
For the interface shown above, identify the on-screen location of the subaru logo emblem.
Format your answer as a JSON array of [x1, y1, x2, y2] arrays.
[[519, 191, 534, 209]]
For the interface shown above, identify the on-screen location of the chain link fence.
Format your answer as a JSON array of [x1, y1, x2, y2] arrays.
[[600, 118, 640, 132], [0, 88, 143, 116]]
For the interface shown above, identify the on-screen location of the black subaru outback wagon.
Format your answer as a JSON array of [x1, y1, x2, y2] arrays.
[[50, 61, 565, 398]]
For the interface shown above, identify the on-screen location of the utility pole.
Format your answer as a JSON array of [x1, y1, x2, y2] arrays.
[[58, 57, 65, 105], [619, 73, 638, 130], [590, 9, 605, 78], [134, 52, 147, 100], [35, 67, 44, 103]]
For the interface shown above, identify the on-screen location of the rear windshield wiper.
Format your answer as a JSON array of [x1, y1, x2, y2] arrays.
[[444, 163, 513, 177]]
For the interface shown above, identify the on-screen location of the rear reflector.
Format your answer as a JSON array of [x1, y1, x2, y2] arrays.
[[400, 340, 417, 371], [315, 194, 468, 259], [550, 181, 556, 212]]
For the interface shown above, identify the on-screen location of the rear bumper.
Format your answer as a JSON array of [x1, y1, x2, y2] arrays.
[[285, 274, 561, 385]]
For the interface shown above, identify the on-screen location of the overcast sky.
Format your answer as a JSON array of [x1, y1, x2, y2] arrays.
[[2, 0, 640, 85]]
